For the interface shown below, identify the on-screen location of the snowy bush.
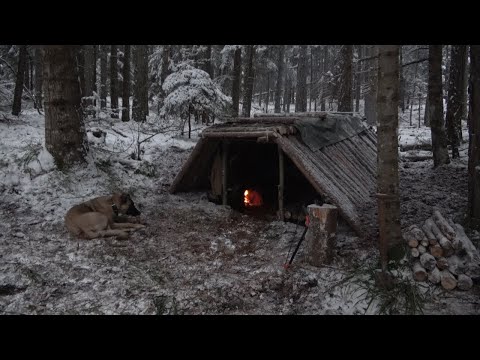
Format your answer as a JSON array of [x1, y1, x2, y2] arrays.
[[161, 63, 231, 120]]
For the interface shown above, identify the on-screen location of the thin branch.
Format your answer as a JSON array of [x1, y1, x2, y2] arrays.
[[356, 54, 379, 63], [402, 57, 429, 68]]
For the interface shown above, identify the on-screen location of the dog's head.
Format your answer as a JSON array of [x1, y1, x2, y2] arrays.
[[112, 193, 141, 216]]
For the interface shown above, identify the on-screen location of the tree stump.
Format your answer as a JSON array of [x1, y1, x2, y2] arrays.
[[304, 204, 338, 267]]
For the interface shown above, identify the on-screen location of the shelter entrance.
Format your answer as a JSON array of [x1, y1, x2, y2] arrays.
[[209, 140, 320, 221]]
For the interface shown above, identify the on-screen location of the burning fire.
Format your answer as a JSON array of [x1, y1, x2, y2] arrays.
[[244, 189, 263, 207]]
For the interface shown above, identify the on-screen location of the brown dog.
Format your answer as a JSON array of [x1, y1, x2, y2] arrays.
[[65, 193, 145, 240]]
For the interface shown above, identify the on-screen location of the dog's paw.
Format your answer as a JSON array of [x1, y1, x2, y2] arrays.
[[117, 232, 130, 240]]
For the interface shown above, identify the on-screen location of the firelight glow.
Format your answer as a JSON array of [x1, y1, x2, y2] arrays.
[[243, 189, 263, 207]]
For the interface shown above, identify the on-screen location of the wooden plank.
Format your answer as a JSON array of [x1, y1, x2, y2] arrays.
[[326, 142, 374, 195], [341, 137, 377, 179], [297, 139, 365, 206], [308, 142, 368, 205], [202, 131, 279, 139], [229, 117, 301, 124], [253, 111, 358, 118]]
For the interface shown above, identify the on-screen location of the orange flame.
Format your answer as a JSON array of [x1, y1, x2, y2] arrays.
[[244, 189, 263, 207]]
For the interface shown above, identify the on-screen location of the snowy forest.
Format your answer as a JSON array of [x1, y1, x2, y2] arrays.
[[0, 44, 479, 315]]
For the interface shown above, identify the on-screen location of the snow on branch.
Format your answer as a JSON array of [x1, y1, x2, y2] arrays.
[[161, 63, 231, 118]]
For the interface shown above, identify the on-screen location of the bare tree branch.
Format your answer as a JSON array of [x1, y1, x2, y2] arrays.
[[0, 55, 43, 115], [402, 57, 429, 68]]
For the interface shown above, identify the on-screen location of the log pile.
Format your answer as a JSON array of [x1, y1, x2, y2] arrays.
[[405, 210, 480, 291]]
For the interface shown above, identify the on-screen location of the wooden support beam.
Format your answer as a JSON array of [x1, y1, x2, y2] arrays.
[[222, 140, 228, 205], [278, 145, 285, 221], [202, 131, 278, 139]]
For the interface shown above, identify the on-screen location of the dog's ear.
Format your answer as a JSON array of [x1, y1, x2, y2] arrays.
[[120, 193, 129, 203]]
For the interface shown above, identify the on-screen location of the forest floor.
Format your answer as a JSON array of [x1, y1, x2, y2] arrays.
[[0, 106, 479, 315]]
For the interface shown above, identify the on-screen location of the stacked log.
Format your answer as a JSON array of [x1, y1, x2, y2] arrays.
[[405, 210, 480, 291]]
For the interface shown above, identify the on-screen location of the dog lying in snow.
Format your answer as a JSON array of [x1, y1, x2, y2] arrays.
[[65, 193, 145, 240]]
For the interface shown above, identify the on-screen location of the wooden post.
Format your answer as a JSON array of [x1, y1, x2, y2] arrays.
[[305, 204, 338, 266], [222, 141, 228, 205], [278, 145, 284, 221]]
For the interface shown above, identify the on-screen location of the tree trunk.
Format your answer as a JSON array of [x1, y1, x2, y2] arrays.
[[145, 47, 150, 117], [133, 45, 148, 122], [242, 45, 255, 117], [43, 45, 88, 169], [29, 53, 34, 91], [365, 89, 377, 126], [461, 47, 469, 123], [312, 47, 318, 111], [274, 45, 285, 113], [34, 47, 43, 110], [122, 45, 131, 122], [265, 72, 270, 113], [444, 45, 451, 95], [157, 45, 171, 110], [424, 94, 429, 126], [320, 45, 328, 111], [467, 45, 480, 229], [161, 45, 170, 84], [338, 45, 353, 112], [83, 45, 95, 115], [76, 47, 86, 98], [376, 45, 404, 270], [100, 45, 108, 110], [295, 45, 308, 112], [428, 45, 450, 167], [445, 45, 467, 158], [12, 45, 27, 116], [399, 45, 405, 112], [93, 45, 97, 106], [204, 45, 213, 78], [188, 109, 191, 139], [309, 47, 313, 112], [110, 45, 119, 118], [24, 52, 30, 94], [418, 93, 422, 128], [355, 45, 362, 113], [231, 47, 242, 117], [284, 75, 291, 113], [409, 62, 419, 126]]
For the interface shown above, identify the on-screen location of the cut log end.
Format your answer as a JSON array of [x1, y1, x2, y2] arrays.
[[440, 270, 457, 290], [413, 261, 427, 282]]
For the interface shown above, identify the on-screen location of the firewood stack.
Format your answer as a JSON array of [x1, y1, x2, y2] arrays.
[[405, 210, 480, 291]]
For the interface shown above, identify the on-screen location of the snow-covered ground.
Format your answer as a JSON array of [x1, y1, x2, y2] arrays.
[[0, 103, 479, 315]]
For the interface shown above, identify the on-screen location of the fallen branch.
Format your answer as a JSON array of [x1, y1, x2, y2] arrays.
[[401, 155, 431, 162], [111, 128, 128, 138], [399, 143, 432, 152]]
